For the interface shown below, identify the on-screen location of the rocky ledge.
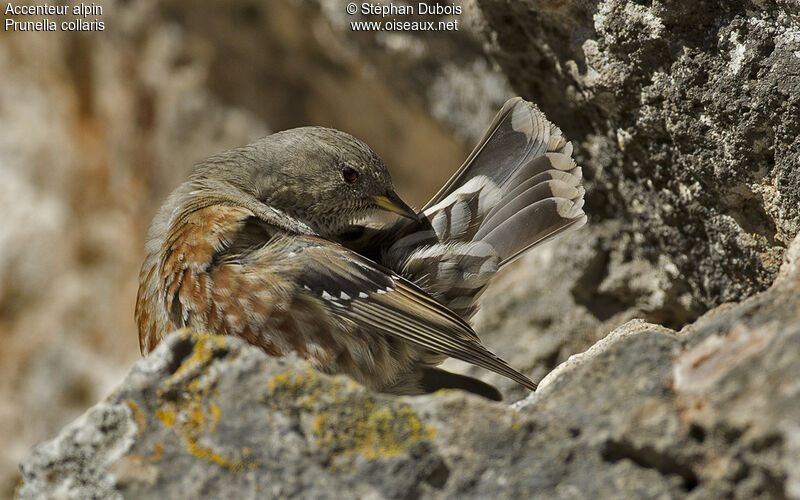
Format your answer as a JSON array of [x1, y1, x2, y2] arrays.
[[17, 235, 800, 499]]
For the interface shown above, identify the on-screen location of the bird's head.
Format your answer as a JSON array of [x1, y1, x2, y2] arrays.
[[189, 127, 419, 237]]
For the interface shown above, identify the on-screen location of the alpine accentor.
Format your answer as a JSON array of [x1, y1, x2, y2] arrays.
[[135, 98, 586, 400]]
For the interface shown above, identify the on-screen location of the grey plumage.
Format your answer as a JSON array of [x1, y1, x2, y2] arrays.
[[137, 97, 585, 401], [383, 97, 587, 320]]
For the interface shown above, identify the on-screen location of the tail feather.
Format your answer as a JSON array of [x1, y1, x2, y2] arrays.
[[505, 154, 572, 190], [479, 198, 575, 261], [386, 97, 586, 317], [501, 172, 583, 210], [424, 97, 559, 209], [384, 367, 503, 400], [487, 201, 587, 268], [479, 179, 583, 241], [419, 367, 503, 401]]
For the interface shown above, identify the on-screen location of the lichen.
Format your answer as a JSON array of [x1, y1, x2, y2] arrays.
[[155, 408, 176, 428], [511, 410, 521, 432], [266, 368, 348, 414], [153, 332, 250, 472], [313, 400, 435, 460], [171, 332, 228, 379], [127, 400, 147, 436], [266, 367, 435, 461]]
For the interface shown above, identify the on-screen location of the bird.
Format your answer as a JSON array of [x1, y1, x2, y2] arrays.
[[135, 97, 586, 401]]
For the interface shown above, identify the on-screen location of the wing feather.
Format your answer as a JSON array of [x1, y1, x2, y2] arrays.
[[295, 236, 537, 391]]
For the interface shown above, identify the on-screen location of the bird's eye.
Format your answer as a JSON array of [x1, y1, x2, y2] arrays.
[[341, 166, 360, 184]]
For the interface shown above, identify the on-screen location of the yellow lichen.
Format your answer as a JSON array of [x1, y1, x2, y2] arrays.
[[171, 332, 227, 379], [155, 408, 176, 428], [266, 367, 435, 462], [268, 368, 322, 396], [183, 397, 207, 435], [510, 410, 521, 432], [127, 400, 147, 436], [209, 404, 221, 431], [180, 428, 244, 471], [313, 399, 435, 461], [266, 368, 348, 413], [153, 332, 253, 472]]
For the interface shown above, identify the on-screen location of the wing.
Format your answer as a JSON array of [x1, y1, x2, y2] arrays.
[[139, 201, 537, 391], [290, 235, 538, 391]]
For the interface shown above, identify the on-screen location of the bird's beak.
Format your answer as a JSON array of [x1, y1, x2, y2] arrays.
[[372, 191, 420, 222]]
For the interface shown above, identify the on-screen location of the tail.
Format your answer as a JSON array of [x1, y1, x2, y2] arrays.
[[385, 367, 504, 401], [387, 98, 586, 318], [419, 367, 503, 401]]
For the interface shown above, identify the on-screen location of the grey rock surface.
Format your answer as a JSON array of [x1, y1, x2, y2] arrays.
[[474, 0, 800, 310], [18, 235, 800, 499], [9, 1, 800, 499], [312, 0, 514, 145], [0, 1, 475, 492]]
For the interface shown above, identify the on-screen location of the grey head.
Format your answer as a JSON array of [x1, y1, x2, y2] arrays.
[[186, 126, 418, 237]]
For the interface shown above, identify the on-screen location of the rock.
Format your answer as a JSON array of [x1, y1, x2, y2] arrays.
[[19, 332, 446, 499], [18, 234, 800, 498], [451, 220, 697, 400], [311, 0, 514, 145], [474, 0, 800, 309], [0, 0, 269, 492], [7, 0, 800, 498], [0, 0, 475, 492]]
